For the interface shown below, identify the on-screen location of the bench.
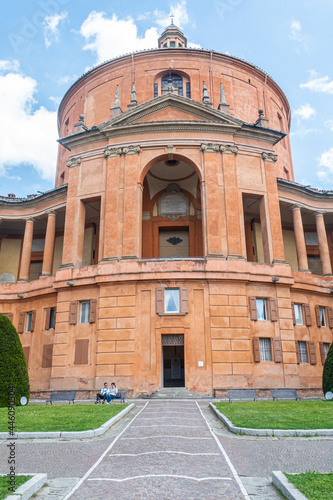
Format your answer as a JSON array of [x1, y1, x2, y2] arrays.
[[227, 389, 257, 402], [114, 390, 127, 404], [271, 389, 301, 401], [46, 391, 76, 405]]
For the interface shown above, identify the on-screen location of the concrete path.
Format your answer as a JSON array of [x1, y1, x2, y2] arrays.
[[64, 400, 248, 499]]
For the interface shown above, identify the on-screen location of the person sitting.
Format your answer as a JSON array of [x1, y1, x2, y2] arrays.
[[106, 382, 118, 403], [95, 382, 109, 404]]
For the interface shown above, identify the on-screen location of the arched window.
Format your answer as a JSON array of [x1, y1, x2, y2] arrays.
[[161, 73, 183, 96]]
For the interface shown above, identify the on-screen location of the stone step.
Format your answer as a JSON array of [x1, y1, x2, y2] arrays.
[[142, 388, 212, 399]]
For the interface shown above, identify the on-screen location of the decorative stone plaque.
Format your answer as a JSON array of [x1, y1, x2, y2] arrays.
[[158, 184, 189, 220]]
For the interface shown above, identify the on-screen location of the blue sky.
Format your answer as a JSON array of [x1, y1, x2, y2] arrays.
[[0, 0, 333, 197]]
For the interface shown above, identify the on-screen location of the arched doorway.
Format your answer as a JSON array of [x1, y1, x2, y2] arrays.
[[141, 157, 203, 258]]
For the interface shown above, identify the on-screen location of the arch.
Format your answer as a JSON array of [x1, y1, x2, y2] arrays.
[[140, 153, 202, 185]]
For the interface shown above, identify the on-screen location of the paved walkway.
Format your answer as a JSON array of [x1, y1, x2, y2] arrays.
[[65, 400, 248, 499]]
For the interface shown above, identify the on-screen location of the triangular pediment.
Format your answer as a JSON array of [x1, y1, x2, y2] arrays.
[[99, 93, 245, 130]]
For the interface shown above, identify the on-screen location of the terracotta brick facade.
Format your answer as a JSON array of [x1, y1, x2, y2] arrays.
[[0, 25, 332, 396]]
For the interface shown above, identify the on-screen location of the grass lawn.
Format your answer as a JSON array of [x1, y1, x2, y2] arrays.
[[0, 404, 128, 432], [0, 475, 31, 500], [214, 400, 333, 430], [285, 472, 333, 500]]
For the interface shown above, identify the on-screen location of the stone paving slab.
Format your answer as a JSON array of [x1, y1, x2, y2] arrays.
[[66, 401, 248, 499]]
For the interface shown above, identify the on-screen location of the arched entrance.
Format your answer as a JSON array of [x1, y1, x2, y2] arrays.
[[141, 157, 203, 258]]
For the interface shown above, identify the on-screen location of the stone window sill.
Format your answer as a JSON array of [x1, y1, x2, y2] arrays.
[[158, 313, 186, 316]]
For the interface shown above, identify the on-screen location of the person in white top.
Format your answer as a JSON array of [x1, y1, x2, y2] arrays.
[[107, 382, 118, 403]]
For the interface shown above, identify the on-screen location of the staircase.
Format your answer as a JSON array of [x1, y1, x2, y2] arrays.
[[143, 387, 212, 399]]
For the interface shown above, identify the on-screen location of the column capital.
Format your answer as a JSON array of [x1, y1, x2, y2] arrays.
[[262, 152, 278, 163], [123, 145, 141, 155], [104, 147, 123, 158], [47, 210, 56, 218], [201, 143, 219, 153], [292, 204, 302, 212], [315, 210, 326, 218], [220, 144, 238, 155], [67, 157, 81, 168], [24, 217, 34, 224]]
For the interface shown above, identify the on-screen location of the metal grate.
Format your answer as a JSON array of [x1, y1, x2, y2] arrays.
[[162, 334, 184, 346]]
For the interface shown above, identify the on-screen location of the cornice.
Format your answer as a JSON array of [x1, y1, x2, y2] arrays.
[[277, 178, 333, 205], [0, 186, 68, 210]]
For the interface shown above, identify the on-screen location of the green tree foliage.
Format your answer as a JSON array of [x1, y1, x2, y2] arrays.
[[0, 314, 30, 407], [322, 342, 333, 396]]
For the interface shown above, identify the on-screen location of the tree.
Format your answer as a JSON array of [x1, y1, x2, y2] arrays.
[[322, 343, 333, 396], [0, 314, 30, 407]]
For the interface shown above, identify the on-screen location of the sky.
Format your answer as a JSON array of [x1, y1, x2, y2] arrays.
[[0, 0, 333, 197]]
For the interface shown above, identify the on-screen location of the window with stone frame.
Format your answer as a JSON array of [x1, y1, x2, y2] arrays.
[[259, 338, 272, 361], [298, 341, 308, 363], [80, 301, 91, 323], [294, 304, 303, 325]]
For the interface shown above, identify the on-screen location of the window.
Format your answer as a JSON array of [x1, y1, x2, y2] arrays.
[[186, 82, 191, 98], [259, 338, 272, 362], [26, 312, 32, 332], [256, 299, 267, 321], [154, 83, 158, 98], [323, 343, 330, 360], [74, 339, 89, 365], [294, 304, 303, 325], [156, 287, 188, 314], [319, 307, 326, 327], [49, 308, 55, 329], [165, 289, 180, 313], [170, 41, 175, 47], [161, 73, 183, 96], [80, 301, 90, 323], [298, 341, 308, 363]]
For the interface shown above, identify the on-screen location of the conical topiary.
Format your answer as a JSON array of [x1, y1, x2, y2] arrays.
[[322, 342, 333, 396], [0, 314, 30, 407]]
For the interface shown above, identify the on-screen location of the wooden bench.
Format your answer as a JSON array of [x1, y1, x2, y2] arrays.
[[271, 389, 301, 401], [46, 391, 76, 405], [227, 389, 257, 402]]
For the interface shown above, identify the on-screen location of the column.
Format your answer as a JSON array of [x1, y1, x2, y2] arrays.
[[18, 218, 34, 281], [122, 146, 141, 259], [61, 157, 81, 267], [202, 144, 225, 257], [315, 211, 332, 275], [262, 152, 286, 263], [41, 211, 56, 276], [292, 205, 309, 272], [222, 145, 244, 259]]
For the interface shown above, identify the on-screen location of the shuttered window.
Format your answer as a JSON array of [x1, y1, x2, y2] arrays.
[[69, 301, 78, 325], [80, 302, 90, 323], [315, 305, 326, 327], [26, 312, 32, 332], [269, 298, 278, 322], [327, 307, 333, 328], [180, 288, 189, 313], [18, 312, 25, 334], [304, 304, 312, 326], [74, 339, 89, 365], [298, 341, 308, 363], [253, 337, 260, 362], [45, 308, 51, 330], [30, 310, 36, 332], [259, 338, 271, 361], [156, 287, 164, 314], [308, 341, 317, 365], [320, 342, 331, 364], [41, 344, 53, 368], [291, 302, 296, 325], [273, 338, 283, 363], [164, 289, 180, 313], [22, 346, 30, 366], [249, 297, 257, 320], [89, 299, 97, 323]]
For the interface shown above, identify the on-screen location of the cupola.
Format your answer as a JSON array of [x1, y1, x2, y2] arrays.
[[158, 20, 187, 48]]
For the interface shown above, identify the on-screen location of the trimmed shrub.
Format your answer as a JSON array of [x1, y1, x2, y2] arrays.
[[0, 314, 30, 407], [322, 342, 333, 396]]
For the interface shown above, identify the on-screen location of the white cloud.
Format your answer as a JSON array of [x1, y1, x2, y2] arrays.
[[317, 148, 333, 182], [290, 127, 319, 138], [154, 1, 190, 29], [49, 96, 61, 106], [80, 2, 193, 64], [0, 65, 58, 181], [0, 60, 20, 72], [43, 11, 68, 48], [293, 103, 316, 120], [300, 74, 333, 94], [56, 74, 78, 85], [80, 12, 159, 63], [325, 120, 333, 131], [188, 42, 201, 49], [289, 20, 304, 42]]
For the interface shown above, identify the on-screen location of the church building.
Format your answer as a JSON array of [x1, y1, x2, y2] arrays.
[[1, 23, 332, 397]]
